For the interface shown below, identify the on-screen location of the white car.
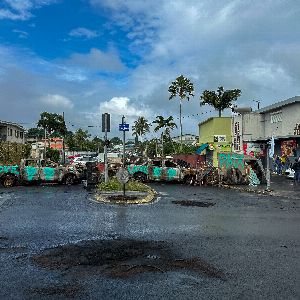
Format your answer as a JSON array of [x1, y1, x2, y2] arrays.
[[285, 168, 295, 179], [72, 156, 97, 166]]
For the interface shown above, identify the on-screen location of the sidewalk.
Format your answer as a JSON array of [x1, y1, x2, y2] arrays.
[[221, 174, 300, 200]]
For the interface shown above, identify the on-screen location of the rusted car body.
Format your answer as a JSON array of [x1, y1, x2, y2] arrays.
[[127, 158, 194, 182], [0, 159, 81, 187]]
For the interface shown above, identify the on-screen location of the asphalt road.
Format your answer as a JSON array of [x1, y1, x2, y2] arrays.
[[0, 183, 299, 299]]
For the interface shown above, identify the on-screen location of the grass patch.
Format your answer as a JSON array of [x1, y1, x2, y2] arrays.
[[98, 177, 150, 192]]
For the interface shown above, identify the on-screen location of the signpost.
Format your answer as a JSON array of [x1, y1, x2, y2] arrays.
[[102, 113, 110, 183], [119, 116, 129, 196]]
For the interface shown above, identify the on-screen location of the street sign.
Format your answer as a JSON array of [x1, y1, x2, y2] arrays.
[[116, 168, 130, 184], [119, 123, 129, 131]]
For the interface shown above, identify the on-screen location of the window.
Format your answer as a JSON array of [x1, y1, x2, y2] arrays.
[[15, 130, 19, 138], [20, 132, 23, 139], [10, 129, 12, 136], [271, 111, 282, 123], [152, 160, 162, 167], [165, 160, 177, 167]]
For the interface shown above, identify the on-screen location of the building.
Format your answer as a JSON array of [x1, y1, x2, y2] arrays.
[[172, 134, 199, 145], [233, 96, 300, 160], [198, 117, 232, 167], [0, 120, 25, 144]]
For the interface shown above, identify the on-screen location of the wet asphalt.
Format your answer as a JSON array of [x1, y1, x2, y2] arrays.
[[0, 182, 299, 299]]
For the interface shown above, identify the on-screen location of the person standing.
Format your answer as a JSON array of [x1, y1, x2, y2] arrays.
[[291, 159, 300, 183]]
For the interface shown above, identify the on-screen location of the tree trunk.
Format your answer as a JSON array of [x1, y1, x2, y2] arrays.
[[219, 109, 222, 117], [180, 99, 183, 152], [161, 132, 164, 158]]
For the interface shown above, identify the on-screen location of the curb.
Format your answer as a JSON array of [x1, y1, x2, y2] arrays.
[[219, 184, 272, 195], [93, 187, 157, 205]]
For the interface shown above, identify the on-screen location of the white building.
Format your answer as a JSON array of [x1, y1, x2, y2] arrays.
[[172, 134, 198, 145], [0, 120, 25, 144], [233, 96, 300, 159]]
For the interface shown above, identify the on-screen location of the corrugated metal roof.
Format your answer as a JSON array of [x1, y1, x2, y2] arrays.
[[256, 96, 300, 114], [0, 120, 25, 130]]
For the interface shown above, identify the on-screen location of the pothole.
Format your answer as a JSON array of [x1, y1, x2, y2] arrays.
[[172, 200, 215, 207], [32, 239, 225, 280]]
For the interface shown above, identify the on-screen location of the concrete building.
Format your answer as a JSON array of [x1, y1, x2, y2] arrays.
[[172, 134, 198, 145], [198, 117, 232, 167], [0, 120, 25, 144], [233, 96, 300, 160]]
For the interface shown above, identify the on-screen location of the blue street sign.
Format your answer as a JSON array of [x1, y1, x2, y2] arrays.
[[119, 123, 129, 131]]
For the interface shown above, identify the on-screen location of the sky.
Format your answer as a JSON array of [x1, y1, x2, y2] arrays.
[[0, 0, 299, 138]]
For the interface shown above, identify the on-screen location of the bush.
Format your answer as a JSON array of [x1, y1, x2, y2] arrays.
[[98, 177, 150, 192], [46, 148, 60, 162]]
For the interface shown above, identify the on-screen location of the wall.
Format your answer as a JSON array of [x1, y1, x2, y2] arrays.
[[199, 117, 232, 167], [2, 125, 25, 144]]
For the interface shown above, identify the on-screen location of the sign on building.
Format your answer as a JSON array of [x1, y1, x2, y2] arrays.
[[213, 135, 226, 142]]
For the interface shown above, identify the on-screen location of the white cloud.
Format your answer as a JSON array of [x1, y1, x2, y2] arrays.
[[40, 94, 74, 109], [13, 29, 28, 39], [69, 27, 99, 39], [65, 48, 126, 73], [0, 0, 56, 20]]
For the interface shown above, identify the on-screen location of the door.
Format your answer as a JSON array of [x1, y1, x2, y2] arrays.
[[22, 160, 39, 182], [163, 160, 181, 181]]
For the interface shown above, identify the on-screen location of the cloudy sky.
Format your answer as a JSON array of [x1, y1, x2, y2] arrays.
[[0, 0, 299, 137]]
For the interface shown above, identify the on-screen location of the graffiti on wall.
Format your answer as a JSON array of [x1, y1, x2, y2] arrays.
[[219, 153, 244, 169], [281, 140, 297, 157], [243, 143, 266, 157], [127, 165, 149, 175]]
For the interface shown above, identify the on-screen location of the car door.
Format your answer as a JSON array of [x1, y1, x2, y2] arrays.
[[22, 160, 40, 182], [163, 160, 181, 181], [149, 160, 163, 181], [39, 161, 59, 182]]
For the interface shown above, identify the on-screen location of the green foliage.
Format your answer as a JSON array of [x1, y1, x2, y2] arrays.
[[26, 127, 44, 139], [46, 148, 60, 162], [168, 75, 195, 101], [132, 117, 151, 144], [110, 137, 122, 146], [200, 86, 241, 117], [0, 142, 31, 164], [37, 112, 67, 137], [98, 177, 151, 192]]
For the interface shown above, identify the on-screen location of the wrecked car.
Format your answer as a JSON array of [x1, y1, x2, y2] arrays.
[[0, 158, 81, 188], [127, 158, 195, 183]]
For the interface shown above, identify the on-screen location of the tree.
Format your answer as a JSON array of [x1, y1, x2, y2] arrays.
[[132, 117, 151, 144], [26, 127, 45, 139], [200, 86, 241, 117], [153, 116, 177, 157], [168, 75, 194, 151], [110, 137, 122, 146], [73, 128, 90, 151], [37, 112, 67, 137]]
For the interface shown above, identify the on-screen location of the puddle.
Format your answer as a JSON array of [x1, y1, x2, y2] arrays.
[[172, 200, 215, 207], [32, 239, 225, 280]]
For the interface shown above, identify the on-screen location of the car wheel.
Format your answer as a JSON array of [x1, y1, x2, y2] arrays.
[[134, 172, 147, 182], [2, 175, 15, 188]]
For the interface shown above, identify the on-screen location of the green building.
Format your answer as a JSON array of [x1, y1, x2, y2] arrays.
[[198, 117, 232, 167]]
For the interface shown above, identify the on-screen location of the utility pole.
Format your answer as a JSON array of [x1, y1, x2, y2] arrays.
[[62, 112, 65, 165], [44, 126, 47, 160], [102, 113, 110, 183], [266, 144, 271, 191], [122, 115, 126, 197], [122, 116, 126, 168]]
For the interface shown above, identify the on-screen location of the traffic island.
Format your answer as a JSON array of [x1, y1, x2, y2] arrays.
[[93, 178, 156, 204]]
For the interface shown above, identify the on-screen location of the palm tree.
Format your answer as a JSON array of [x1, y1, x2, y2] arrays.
[[168, 75, 194, 151], [200, 86, 241, 117], [132, 117, 151, 143], [153, 116, 177, 157]]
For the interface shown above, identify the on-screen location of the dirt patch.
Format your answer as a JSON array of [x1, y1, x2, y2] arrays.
[[107, 195, 138, 201], [28, 283, 81, 298], [172, 200, 215, 207], [32, 239, 225, 280]]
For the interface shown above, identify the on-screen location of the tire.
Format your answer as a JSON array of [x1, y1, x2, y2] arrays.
[[64, 174, 75, 185], [183, 175, 194, 185], [133, 172, 147, 182], [2, 175, 16, 188]]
